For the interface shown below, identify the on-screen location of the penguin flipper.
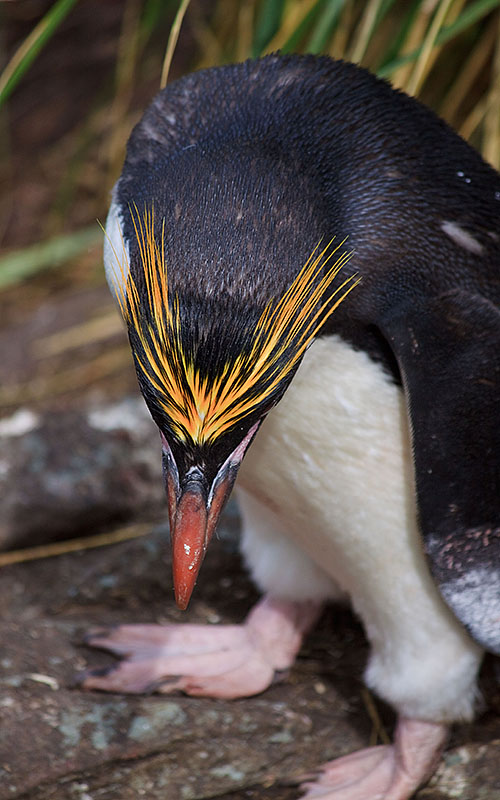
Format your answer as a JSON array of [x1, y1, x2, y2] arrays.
[[381, 289, 500, 653]]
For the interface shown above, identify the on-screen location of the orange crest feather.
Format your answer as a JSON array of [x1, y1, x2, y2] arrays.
[[107, 205, 359, 445]]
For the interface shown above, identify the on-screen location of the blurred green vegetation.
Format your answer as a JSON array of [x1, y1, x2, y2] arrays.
[[1, 0, 499, 288]]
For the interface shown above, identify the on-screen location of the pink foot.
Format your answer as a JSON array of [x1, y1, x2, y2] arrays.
[[300, 717, 447, 800], [81, 596, 321, 697]]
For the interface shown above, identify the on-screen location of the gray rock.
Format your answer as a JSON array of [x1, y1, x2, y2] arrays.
[[0, 399, 163, 550]]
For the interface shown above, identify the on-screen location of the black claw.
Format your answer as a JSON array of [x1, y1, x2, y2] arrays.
[[271, 668, 290, 684], [73, 664, 119, 687], [70, 670, 86, 688], [144, 675, 182, 694], [294, 771, 321, 786], [89, 665, 118, 677], [82, 626, 117, 645]]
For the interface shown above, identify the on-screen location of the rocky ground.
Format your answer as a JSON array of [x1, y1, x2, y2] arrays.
[[1, 510, 499, 800]]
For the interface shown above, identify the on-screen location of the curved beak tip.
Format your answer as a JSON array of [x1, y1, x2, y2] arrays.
[[171, 485, 208, 611], [173, 584, 192, 611], [173, 559, 201, 610]]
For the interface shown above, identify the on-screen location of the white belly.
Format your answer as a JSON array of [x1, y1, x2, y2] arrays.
[[236, 335, 482, 723]]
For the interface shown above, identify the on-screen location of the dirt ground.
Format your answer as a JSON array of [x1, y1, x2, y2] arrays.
[[0, 508, 500, 800]]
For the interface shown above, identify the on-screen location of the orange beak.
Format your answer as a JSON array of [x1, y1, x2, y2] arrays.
[[163, 422, 260, 610]]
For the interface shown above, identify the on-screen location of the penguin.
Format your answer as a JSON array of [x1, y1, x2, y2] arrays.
[[82, 54, 500, 799]]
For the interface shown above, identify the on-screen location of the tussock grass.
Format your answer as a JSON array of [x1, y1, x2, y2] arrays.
[[0, 0, 499, 285]]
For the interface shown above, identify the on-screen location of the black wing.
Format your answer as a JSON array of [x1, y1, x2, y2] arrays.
[[380, 289, 500, 653]]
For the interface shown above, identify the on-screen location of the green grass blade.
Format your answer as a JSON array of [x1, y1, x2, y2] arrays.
[[0, 227, 101, 290], [306, 0, 346, 54], [379, 0, 500, 78], [406, 0, 455, 96], [350, 0, 386, 63], [280, 0, 326, 55], [252, 0, 287, 57], [0, 0, 79, 109], [376, 0, 423, 71], [440, 0, 500, 40], [141, 0, 178, 41]]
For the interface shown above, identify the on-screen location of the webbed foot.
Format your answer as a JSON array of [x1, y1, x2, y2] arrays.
[[300, 717, 447, 800], [80, 596, 321, 698]]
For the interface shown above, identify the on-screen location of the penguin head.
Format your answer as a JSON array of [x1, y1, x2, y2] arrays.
[[108, 205, 357, 609]]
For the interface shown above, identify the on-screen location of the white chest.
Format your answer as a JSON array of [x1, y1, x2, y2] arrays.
[[236, 335, 481, 722], [237, 334, 418, 597]]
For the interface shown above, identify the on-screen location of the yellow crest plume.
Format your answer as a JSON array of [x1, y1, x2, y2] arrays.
[[107, 205, 359, 445]]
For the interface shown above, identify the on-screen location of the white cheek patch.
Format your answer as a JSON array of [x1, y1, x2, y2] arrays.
[[104, 197, 130, 302], [441, 220, 484, 255]]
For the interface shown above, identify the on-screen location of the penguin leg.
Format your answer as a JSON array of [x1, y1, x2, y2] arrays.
[[299, 717, 447, 800], [237, 487, 346, 605], [81, 596, 321, 696]]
